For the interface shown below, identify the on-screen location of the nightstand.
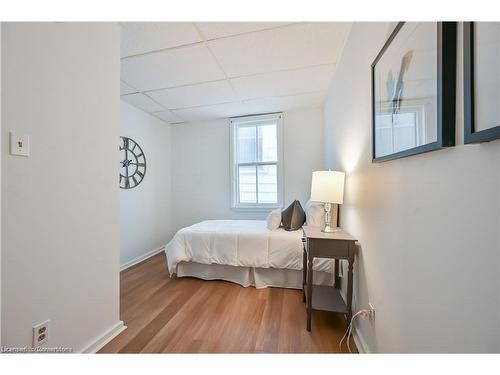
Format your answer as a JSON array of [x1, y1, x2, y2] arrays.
[[302, 225, 358, 331]]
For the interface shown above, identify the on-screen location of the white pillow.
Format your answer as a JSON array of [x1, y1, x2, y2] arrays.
[[305, 200, 326, 227], [266, 209, 282, 230]]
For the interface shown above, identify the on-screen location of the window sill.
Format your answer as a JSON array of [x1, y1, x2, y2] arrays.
[[231, 205, 281, 213]]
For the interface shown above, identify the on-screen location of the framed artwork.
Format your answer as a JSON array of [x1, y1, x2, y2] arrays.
[[371, 22, 457, 162], [464, 22, 500, 143]]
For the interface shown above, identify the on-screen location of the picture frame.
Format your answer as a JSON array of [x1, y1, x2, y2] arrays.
[[371, 22, 457, 162], [464, 22, 500, 144]]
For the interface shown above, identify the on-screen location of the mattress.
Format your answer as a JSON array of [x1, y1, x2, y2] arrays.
[[165, 220, 334, 276]]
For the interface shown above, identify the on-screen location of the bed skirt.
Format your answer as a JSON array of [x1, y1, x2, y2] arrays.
[[176, 261, 335, 289]]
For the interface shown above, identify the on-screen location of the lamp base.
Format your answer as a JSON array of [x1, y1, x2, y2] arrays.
[[322, 225, 341, 233], [322, 202, 340, 233]]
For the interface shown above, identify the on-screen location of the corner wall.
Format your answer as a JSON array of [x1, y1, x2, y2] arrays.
[[0, 22, 2, 344], [324, 22, 500, 352], [1, 23, 121, 351], [120, 101, 173, 268]]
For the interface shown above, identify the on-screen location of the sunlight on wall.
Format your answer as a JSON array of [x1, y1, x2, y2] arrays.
[[338, 121, 366, 174]]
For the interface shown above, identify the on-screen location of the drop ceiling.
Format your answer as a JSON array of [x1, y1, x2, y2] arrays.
[[120, 22, 352, 124]]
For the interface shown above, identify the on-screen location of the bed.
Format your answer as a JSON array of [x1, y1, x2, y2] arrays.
[[165, 220, 335, 289]]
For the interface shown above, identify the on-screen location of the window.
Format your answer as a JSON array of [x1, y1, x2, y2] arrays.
[[230, 113, 283, 210]]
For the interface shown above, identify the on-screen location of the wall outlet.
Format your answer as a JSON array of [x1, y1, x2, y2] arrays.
[[32, 320, 50, 347], [10, 132, 30, 157], [368, 302, 376, 322]]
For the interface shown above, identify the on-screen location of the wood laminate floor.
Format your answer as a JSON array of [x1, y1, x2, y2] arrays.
[[99, 252, 357, 353]]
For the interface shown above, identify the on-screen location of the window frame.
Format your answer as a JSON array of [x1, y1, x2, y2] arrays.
[[229, 113, 284, 211]]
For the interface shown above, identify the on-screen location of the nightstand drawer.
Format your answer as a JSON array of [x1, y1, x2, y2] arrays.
[[307, 238, 350, 259]]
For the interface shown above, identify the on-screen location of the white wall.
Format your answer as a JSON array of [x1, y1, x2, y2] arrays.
[[1, 23, 121, 351], [120, 101, 172, 268], [324, 22, 500, 352], [171, 108, 324, 232], [0, 22, 2, 344]]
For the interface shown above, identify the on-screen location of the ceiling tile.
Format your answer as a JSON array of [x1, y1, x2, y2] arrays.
[[243, 92, 326, 113], [151, 110, 185, 124], [121, 93, 165, 113], [208, 22, 352, 77], [170, 92, 326, 123], [172, 102, 247, 122], [196, 22, 294, 40], [147, 80, 236, 109], [120, 81, 138, 95], [121, 44, 226, 91], [120, 22, 202, 57], [230, 64, 336, 100]]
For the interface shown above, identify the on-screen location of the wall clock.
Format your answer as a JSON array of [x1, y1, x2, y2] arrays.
[[119, 136, 146, 189]]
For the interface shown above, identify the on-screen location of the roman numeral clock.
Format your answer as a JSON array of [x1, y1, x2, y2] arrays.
[[119, 136, 146, 189]]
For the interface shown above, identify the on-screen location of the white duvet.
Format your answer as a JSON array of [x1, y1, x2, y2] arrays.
[[165, 220, 334, 275]]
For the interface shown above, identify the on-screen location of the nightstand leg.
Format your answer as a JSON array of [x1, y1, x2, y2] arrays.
[[307, 254, 313, 332], [347, 255, 354, 322], [302, 247, 307, 302], [334, 259, 340, 289]]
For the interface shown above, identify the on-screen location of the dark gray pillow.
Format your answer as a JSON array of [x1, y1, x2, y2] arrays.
[[281, 200, 306, 231]]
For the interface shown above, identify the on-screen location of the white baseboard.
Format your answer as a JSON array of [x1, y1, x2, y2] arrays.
[[352, 326, 371, 353], [80, 321, 127, 353], [120, 246, 165, 271]]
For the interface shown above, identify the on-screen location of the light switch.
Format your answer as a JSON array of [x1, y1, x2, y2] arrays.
[[10, 132, 30, 157]]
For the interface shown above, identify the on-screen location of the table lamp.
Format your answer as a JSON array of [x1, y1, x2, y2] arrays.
[[310, 170, 345, 232]]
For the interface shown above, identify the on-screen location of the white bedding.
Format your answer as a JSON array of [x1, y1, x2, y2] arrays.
[[165, 220, 334, 275]]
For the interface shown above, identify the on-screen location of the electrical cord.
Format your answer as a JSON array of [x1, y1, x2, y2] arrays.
[[339, 309, 368, 353]]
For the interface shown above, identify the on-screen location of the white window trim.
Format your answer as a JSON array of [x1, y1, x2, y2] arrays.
[[229, 113, 284, 211]]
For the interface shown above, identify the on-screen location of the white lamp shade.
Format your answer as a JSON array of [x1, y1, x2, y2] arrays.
[[310, 170, 345, 204]]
